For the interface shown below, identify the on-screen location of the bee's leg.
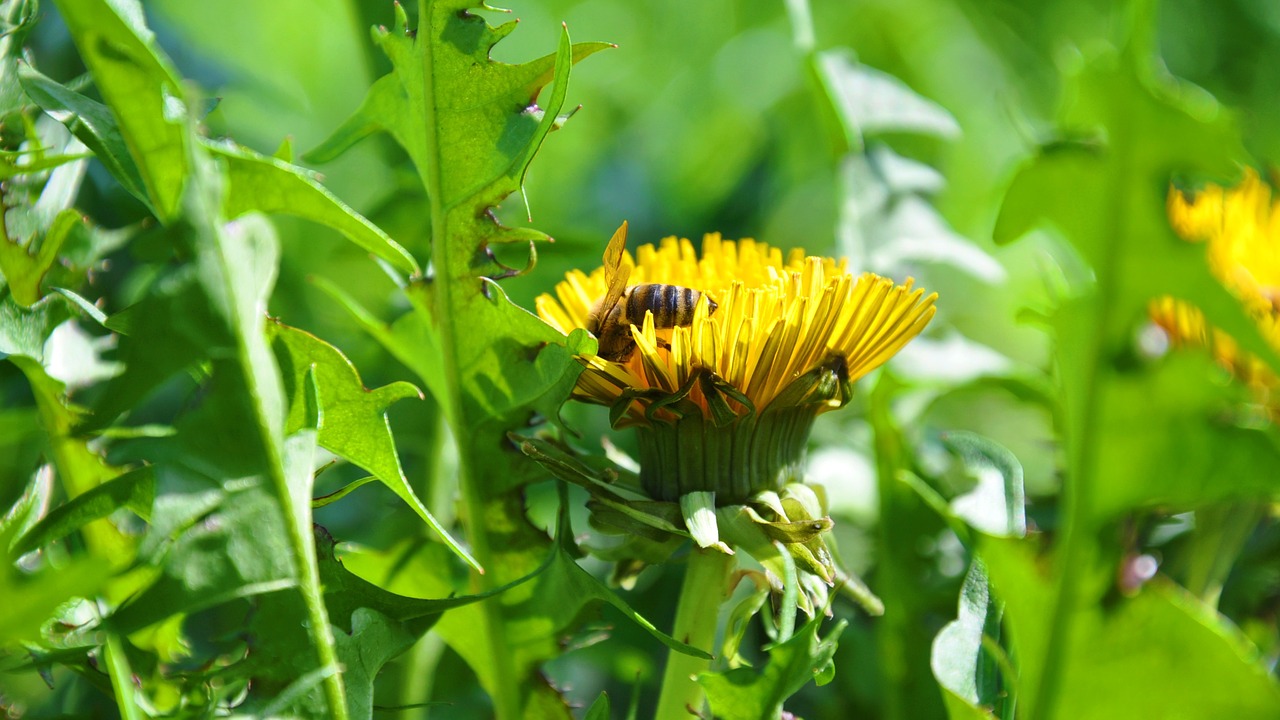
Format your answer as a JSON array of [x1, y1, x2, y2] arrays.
[[655, 338, 672, 351]]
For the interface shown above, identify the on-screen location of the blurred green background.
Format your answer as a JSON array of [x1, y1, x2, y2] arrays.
[[13, 0, 1280, 717]]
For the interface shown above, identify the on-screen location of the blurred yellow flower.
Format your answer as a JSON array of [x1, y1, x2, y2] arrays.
[[537, 231, 936, 501], [1152, 169, 1280, 392]]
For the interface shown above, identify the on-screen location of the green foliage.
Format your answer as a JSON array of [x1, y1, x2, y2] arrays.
[[305, 4, 612, 717], [270, 320, 474, 567], [699, 615, 847, 720], [0, 207, 75, 307], [6, 0, 1280, 718], [54, 0, 191, 221], [19, 64, 151, 209], [982, 534, 1280, 718], [925, 431, 1024, 720], [978, 20, 1280, 720]]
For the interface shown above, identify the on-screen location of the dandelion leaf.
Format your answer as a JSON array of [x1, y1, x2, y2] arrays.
[[0, 0, 38, 117], [992, 48, 1272, 371], [18, 64, 152, 210], [698, 615, 847, 720], [53, 0, 191, 221], [3, 296, 130, 554], [1087, 351, 1280, 518], [213, 142, 419, 275], [931, 560, 1003, 720], [12, 466, 154, 556], [316, 526, 553, 720], [333, 609, 418, 720], [52, 2, 348, 705], [20, 65, 415, 274], [981, 535, 1280, 719], [0, 209, 77, 308], [269, 320, 476, 568], [308, 4, 608, 715]]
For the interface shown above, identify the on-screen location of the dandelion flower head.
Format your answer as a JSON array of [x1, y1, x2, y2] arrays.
[[536, 231, 937, 427], [1152, 169, 1280, 390]]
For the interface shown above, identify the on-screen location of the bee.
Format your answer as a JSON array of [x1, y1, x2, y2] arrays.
[[587, 221, 718, 362]]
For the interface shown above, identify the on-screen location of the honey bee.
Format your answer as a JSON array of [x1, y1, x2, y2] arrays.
[[587, 221, 718, 362]]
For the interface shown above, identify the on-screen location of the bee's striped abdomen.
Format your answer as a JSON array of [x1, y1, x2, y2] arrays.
[[626, 284, 704, 328]]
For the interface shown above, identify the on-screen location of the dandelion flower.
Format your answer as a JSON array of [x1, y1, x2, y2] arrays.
[[1152, 170, 1280, 393], [537, 229, 936, 502]]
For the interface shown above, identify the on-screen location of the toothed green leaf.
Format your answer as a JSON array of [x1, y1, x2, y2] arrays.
[[699, 615, 847, 720], [269, 320, 477, 570]]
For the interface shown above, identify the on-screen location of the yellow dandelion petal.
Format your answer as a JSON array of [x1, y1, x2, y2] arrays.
[[670, 325, 693, 387], [744, 316, 786, 401], [632, 311, 676, 393], [1168, 182, 1224, 242], [535, 294, 574, 335], [692, 300, 717, 366]]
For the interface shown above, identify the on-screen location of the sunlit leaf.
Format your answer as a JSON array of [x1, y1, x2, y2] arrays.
[[21, 65, 416, 278], [269, 320, 477, 569], [931, 561, 1003, 720], [699, 615, 846, 720], [815, 50, 960, 152], [928, 428, 1026, 719], [993, 51, 1274, 382], [0, 292, 68, 360], [982, 535, 1280, 719], [45, 2, 353, 707], [12, 466, 153, 556], [213, 142, 420, 276], [333, 609, 417, 720], [52, 0, 191, 220], [3, 297, 130, 555], [18, 64, 152, 209], [0, 0, 38, 117], [988, 35, 1280, 720], [307, 7, 607, 713], [941, 431, 1026, 538], [1088, 352, 1280, 518], [0, 208, 77, 307]]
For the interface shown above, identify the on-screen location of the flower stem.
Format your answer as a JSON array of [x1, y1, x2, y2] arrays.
[[397, 413, 455, 720], [1182, 501, 1265, 607], [654, 548, 733, 719]]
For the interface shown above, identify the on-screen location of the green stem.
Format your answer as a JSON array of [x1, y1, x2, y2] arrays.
[[244, 345, 348, 720], [222, 309, 346, 719], [1033, 487, 1092, 720], [1183, 501, 1265, 607], [654, 548, 733, 720], [103, 632, 143, 720], [870, 379, 918, 720], [1034, 93, 1133, 718], [415, 2, 519, 715], [396, 633, 447, 720], [397, 411, 455, 720], [208, 209, 347, 719]]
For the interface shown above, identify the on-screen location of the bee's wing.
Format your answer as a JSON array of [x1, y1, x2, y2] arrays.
[[598, 221, 631, 316]]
